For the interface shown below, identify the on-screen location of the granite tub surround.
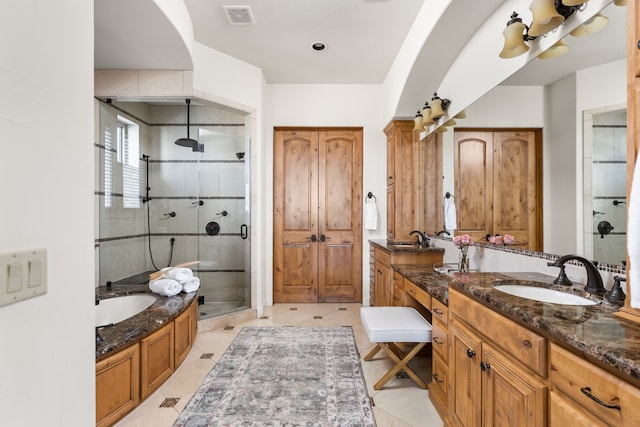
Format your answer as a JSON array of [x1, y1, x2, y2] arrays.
[[448, 271, 640, 385], [95, 283, 196, 360]]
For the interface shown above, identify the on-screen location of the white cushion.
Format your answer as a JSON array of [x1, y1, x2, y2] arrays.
[[360, 306, 432, 343]]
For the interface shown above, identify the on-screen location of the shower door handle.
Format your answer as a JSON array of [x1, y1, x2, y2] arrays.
[[240, 224, 248, 240]]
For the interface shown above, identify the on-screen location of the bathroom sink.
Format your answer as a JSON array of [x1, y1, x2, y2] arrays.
[[494, 285, 598, 306]]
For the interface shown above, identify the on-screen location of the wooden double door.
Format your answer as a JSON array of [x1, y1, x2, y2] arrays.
[[273, 128, 363, 303], [454, 129, 542, 251]]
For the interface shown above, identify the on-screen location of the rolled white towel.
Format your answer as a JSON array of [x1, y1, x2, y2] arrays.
[[182, 276, 201, 293], [149, 278, 182, 297], [164, 268, 194, 283]]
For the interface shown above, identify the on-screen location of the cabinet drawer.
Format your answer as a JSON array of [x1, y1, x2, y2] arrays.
[[404, 279, 431, 310], [450, 288, 546, 377], [550, 390, 607, 427], [430, 352, 448, 402], [431, 298, 448, 325], [374, 247, 391, 265], [432, 317, 448, 362], [550, 343, 640, 427]]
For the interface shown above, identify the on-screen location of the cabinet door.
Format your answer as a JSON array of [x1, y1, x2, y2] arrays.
[[374, 259, 390, 306], [174, 302, 193, 367], [454, 131, 494, 242], [449, 319, 482, 427], [141, 322, 175, 399], [481, 341, 547, 427], [96, 344, 140, 427]]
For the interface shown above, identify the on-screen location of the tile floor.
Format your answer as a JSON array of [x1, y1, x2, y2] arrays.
[[114, 303, 444, 427]]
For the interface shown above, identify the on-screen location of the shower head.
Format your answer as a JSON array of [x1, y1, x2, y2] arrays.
[[174, 99, 204, 152]]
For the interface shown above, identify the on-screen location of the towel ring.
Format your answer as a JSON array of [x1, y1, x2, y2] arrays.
[[367, 192, 377, 202]]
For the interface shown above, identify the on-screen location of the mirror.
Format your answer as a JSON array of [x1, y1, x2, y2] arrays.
[[434, 2, 627, 269]]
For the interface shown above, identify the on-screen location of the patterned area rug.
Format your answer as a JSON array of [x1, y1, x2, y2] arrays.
[[174, 326, 376, 427]]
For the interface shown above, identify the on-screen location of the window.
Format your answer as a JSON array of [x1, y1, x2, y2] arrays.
[[117, 116, 141, 208]]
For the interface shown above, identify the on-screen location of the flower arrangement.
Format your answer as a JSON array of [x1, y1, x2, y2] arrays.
[[452, 234, 474, 272], [486, 234, 515, 246]]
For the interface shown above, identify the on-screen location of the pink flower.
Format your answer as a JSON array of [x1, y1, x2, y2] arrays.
[[453, 234, 474, 248], [488, 236, 496, 244], [503, 234, 515, 245], [494, 235, 504, 245]]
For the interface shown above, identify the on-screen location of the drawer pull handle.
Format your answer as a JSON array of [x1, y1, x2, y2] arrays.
[[433, 337, 443, 345], [466, 349, 476, 358], [433, 308, 443, 315], [580, 387, 621, 410], [480, 362, 491, 372], [408, 289, 416, 295], [432, 374, 443, 383]]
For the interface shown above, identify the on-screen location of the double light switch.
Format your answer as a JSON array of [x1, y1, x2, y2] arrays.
[[0, 248, 47, 308]]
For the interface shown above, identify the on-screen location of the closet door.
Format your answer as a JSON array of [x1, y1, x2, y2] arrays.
[[273, 128, 363, 303]]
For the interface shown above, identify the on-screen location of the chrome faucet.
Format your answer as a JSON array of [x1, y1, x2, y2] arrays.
[[548, 255, 605, 295], [409, 230, 430, 248]]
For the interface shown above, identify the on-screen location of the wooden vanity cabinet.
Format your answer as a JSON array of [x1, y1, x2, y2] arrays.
[[448, 288, 547, 427], [369, 244, 443, 306], [95, 344, 140, 427], [550, 343, 640, 427], [174, 297, 198, 367], [429, 298, 449, 418]]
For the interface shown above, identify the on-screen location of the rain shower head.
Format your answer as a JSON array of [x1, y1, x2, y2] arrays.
[[175, 99, 204, 152]]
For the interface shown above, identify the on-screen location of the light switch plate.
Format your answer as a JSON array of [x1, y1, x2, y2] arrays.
[[0, 248, 47, 308]]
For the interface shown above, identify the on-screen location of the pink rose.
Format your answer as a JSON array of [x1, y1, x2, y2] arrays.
[[488, 236, 496, 244], [452, 235, 462, 246], [494, 235, 504, 245], [503, 234, 515, 245]]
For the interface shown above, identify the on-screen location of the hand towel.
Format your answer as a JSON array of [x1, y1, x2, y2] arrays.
[[364, 199, 378, 230], [182, 276, 201, 293], [149, 278, 182, 297], [164, 267, 194, 283], [444, 196, 457, 230], [628, 152, 640, 308]]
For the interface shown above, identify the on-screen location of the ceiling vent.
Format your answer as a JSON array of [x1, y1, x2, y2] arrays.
[[223, 6, 255, 25]]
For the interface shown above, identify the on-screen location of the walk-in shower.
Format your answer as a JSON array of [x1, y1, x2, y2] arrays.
[[96, 98, 251, 319]]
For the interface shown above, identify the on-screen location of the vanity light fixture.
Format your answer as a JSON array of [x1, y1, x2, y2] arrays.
[[613, 0, 627, 6], [499, 0, 586, 59], [413, 111, 424, 131], [537, 39, 569, 59], [454, 109, 467, 119], [428, 93, 450, 120], [443, 118, 457, 127], [421, 102, 435, 126], [569, 12, 608, 36]]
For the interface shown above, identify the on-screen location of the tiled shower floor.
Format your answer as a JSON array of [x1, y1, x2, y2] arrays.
[[114, 303, 444, 427]]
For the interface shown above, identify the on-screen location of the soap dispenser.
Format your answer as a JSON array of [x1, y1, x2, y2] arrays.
[[605, 276, 626, 306]]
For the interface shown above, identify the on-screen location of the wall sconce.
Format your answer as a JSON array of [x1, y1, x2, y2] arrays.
[[421, 102, 435, 126], [569, 12, 608, 36], [428, 93, 451, 120], [537, 39, 569, 59], [413, 111, 424, 131], [499, 0, 585, 59]]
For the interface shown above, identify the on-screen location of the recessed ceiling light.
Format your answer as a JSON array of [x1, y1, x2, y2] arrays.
[[312, 42, 327, 51], [223, 6, 255, 25]]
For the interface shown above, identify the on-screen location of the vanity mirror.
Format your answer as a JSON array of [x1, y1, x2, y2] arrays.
[[430, 2, 627, 270]]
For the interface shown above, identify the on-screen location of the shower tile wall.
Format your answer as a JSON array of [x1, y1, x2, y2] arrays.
[[147, 104, 247, 305], [97, 100, 250, 314], [591, 109, 627, 266], [96, 101, 152, 285]]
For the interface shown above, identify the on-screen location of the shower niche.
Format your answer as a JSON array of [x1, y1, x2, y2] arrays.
[[96, 98, 251, 319]]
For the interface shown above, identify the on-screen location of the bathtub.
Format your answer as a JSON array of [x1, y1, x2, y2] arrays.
[[95, 294, 157, 327]]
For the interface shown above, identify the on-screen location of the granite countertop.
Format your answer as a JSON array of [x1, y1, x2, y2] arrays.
[[392, 265, 640, 387], [95, 283, 197, 362], [370, 239, 445, 253]]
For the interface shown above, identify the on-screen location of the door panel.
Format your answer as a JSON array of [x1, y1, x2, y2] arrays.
[[454, 132, 493, 242], [274, 130, 319, 302]]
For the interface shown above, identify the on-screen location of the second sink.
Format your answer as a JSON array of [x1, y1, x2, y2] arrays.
[[494, 285, 598, 306]]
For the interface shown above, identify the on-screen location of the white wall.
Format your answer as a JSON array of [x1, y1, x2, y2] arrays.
[[266, 84, 388, 305], [0, 1, 95, 425]]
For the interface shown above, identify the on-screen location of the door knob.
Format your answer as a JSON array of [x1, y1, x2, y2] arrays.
[[319, 234, 327, 242], [480, 362, 491, 371], [466, 349, 476, 358], [307, 234, 317, 242]]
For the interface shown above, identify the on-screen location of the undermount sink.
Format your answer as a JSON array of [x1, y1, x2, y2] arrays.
[[494, 285, 598, 306]]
